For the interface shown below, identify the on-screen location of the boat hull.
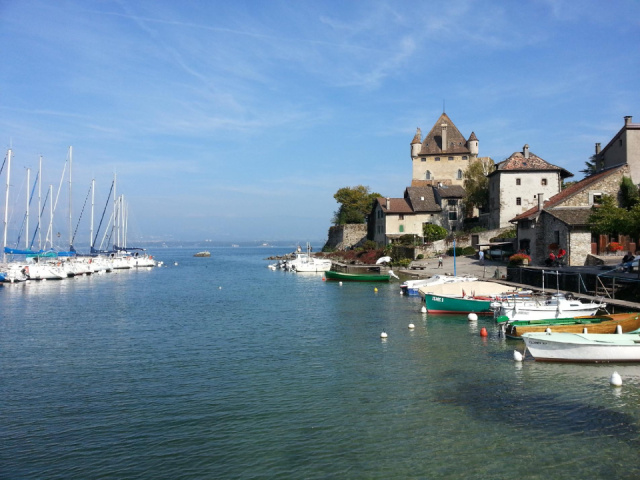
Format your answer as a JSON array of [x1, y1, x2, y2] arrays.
[[505, 313, 640, 339], [324, 270, 390, 282], [523, 332, 640, 362], [424, 294, 492, 314]]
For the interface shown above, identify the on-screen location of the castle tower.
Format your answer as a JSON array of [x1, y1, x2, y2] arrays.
[[468, 132, 478, 157], [410, 128, 422, 158]]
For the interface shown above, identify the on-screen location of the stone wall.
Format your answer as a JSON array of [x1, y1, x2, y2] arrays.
[[324, 224, 368, 251]]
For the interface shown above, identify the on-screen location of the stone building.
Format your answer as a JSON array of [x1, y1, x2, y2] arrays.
[[511, 165, 630, 266], [410, 113, 479, 187], [369, 183, 467, 245], [487, 145, 572, 229], [594, 115, 640, 184]]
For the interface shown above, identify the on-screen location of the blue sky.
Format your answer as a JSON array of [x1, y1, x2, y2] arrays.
[[1, 0, 639, 245]]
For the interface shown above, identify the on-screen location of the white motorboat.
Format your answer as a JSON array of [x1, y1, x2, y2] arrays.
[[522, 331, 640, 362], [285, 244, 331, 273], [494, 293, 605, 323]]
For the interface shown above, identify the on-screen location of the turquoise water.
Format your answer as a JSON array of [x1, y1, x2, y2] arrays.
[[2, 247, 640, 479]]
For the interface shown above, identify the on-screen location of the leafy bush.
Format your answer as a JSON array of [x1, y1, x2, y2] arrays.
[[508, 253, 531, 266], [423, 224, 448, 242], [322, 246, 336, 253], [392, 258, 412, 268], [469, 226, 487, 233], [361, 240, 378, 251], [397, 234, 419, 245], [416, 254, 424, 260], [445, 246, 477, 256]]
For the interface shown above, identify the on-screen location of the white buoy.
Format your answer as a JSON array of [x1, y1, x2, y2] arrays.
[[513, 350, 523, 362], [380, 331, 388, 339], [408, 323, 415, 329], [468, 313, 478, 321], [174, 262, 178, 266], [219, 286, 222, 289], [545, 327, 551, 334], [616, 325, 623, 334], [610, 371, 622, 387], [339, 281, 343, 286], [421, 306, 427, 314]]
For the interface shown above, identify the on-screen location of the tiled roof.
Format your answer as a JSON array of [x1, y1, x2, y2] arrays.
[[418, 112, 471, 155], [468, 131, 478, 142], [376, 197, 413, 214], [510, 165, 626, 222], [490, 151, 572, 178], [435, 185, 466, 198], [405, 187, 441, 212]]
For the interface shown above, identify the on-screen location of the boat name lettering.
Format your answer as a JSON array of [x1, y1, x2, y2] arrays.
[[432, 296, 443, 302]]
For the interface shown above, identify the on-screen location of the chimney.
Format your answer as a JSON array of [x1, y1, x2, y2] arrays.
[[441, 123, 448, 151], [595, 143, 601, 154], [523, 144, 530, 159], [386, 198, 390, 210], [537, 193, 544, 211], [625, 116, 632, 126]]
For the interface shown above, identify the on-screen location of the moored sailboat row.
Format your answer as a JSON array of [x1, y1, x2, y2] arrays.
[[1, 147, 158, 282]]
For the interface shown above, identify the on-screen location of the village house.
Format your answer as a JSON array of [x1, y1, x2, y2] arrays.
[[511, 164, 631, 266], [487, 145, 572, 229], [511, 115, 640, 266], [594, 115, 640, 181]]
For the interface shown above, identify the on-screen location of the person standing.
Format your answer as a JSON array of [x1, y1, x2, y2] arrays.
[[478, 250, 485, 265], [438, 255, 443, 268]]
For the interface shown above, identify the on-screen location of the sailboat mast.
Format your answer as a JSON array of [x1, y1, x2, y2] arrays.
[[3, 149, 12, 264], [113, 173, 117, 250], [38, 155, 42, 250], [47, 184, 53, 249], [90, 178, 95, 251], [25, 167, 30, 250], [68, 146, 72, 250]]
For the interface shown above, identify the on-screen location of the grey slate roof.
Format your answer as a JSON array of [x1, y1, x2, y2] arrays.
[[435, 185, 466, 198], [405, 187, 441, 212], [545, 208, 592, 227]]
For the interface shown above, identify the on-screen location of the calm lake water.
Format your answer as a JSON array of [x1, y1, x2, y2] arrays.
[[2, 247, 640, 479]]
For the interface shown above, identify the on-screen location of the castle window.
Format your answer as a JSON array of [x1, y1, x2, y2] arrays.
[[448, 211, 457, 221], [457, 169, 463, 179], [448, 156, 454, 161], [462, 155, 468, 160], [399, 225, 404, 233], [399, 214, 405, 220], [421, 158, 426, 162], [448, 199, 457, 206], [516, 197, 522, 206], [516, 178, 521, 185], [541, 178, 547, 186], [426, 170, 432, 180], [435, 157, 441, 161]]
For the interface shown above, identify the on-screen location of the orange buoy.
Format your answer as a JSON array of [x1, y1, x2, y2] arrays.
[[322, 277, 326, 281], [480, 327, 488, 337]]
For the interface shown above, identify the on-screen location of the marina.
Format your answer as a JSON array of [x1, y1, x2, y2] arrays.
[[4, 247, 640, 479]]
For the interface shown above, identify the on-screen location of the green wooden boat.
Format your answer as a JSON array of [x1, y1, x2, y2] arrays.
[[424, 293, 493, 314], [502, 312, 640, 339], [324, 270, 390, 282]]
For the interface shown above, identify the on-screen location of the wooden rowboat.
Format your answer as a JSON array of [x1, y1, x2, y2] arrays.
[[504, 312, 640, 339], [522, 331, 640, 363]]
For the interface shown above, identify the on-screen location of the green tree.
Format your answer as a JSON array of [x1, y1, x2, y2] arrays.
[[620, 176, 640, 209], [332, 185, 381, 225], [463, 157, 494, 213], [588, 195, 628, 235], [422, 224, 448, 242], [579, 154, 597, 176]]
